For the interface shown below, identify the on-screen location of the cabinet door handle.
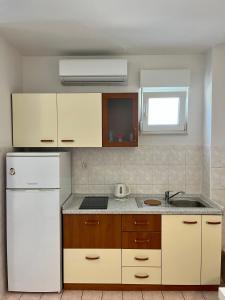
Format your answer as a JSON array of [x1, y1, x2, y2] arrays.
[[84, 220, 100, 225], [206, 221, 221, 225], [40, 139, 54, 143], [134, 239, 150, 243], [134, 221, 149, 225], [183, 221, 198, 224], [134, 256, 149, 261], [85, 255, 100, 260], [61, 139, 74, 143], [135, 273, 149, 279]]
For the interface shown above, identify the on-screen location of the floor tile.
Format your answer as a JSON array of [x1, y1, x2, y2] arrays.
[[81, 291, 102, 300], [123, 291, 143, 300], [202, 291, 218, 300], [40, 293, 62, 300], [142, 291, 163, 300], [102, 291, 122, 300], [182, 291, 204, 300], [2, 293, 22, 300], [162, 291, 184, 300], [62, 291, 82, 300], [20, 293, 42, 300]]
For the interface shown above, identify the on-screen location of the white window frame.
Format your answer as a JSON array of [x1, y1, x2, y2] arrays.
[[140, 87, 188, 134]]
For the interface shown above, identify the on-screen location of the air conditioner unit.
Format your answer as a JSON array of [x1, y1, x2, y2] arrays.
[[59, 59, 127, 85]]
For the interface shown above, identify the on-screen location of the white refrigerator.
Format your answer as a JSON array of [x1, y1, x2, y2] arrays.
[[6, 152, 71, 292]]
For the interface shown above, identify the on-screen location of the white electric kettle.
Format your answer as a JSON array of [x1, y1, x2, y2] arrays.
[[114, 183, 131, 198]]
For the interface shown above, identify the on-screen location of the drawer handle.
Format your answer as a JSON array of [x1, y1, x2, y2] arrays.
[[40, 139, 54, 142], [134, 221, 149, 225], [206, 221, 221, 225], [134, 239, 150, 243], [134, 256, 149, 261], [85, 255, 100, 260], [84, 220, 100, 225], [61, 139, 74, 142], [183, 221, 198, 224], [135, 273, 149, 279]]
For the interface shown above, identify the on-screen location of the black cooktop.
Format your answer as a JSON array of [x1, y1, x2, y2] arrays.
[[79, 196, 108, 210]]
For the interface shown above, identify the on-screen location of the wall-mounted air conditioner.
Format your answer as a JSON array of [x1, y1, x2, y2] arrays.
[[59, 59, 127, 85]]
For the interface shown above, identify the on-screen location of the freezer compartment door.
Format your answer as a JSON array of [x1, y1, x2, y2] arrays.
[[7, 189, 61, 292], [7, 156, 60, 188]]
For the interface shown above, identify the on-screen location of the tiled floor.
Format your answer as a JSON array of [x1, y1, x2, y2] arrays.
[[1, 291, 219, 300]]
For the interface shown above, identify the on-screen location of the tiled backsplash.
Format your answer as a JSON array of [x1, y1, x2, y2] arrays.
[[72, 145, 203, 195]]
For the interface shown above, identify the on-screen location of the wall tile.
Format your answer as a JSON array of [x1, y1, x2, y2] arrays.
[[104, 166, 121, 184], [152, 166, 169, 185], [211, 167, 225, 189], [186, 165, 202, 186], [152, 146, 170, 165], [211, 146, 225, 168], [152, 184, 169, 194], [186, 146, 202, 166], [88, 166, 105, 184], [169, 166, 185, 186], [168, 146, 186, 165], [72, 184, 89, 194]]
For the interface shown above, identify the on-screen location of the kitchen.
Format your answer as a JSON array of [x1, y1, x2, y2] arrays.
[[1, 1, 225, 300]]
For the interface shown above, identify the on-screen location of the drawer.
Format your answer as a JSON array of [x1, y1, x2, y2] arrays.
[[122, 267, 161, 284], [63, 214, 121, 248], [122, 214, 161, 232], [122, 249, 161, 267], [64, 249, 121, 283], [122, 232, 161, 249]]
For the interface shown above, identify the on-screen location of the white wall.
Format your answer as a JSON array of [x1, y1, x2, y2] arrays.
[[0, 37, 22, 296], [22, 54, 204, 145]]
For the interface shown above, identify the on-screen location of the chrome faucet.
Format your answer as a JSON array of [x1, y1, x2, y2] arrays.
[[165, 190, 185, 204]]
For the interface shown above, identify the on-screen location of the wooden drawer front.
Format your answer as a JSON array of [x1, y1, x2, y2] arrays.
[[122, 232, 161, 249], [122, 214, 161, 231], [122, 267, 161, 284], [63, 214, 121, 248], [122, 249, 161, 267], [64, 249, 121, 284]]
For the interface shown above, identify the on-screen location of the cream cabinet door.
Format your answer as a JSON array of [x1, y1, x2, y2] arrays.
[[201, 215, 222, 285], [64, 249, 121, 283], [57, 93, 102, 147], [12, 94, 57, 147], [162, 215, 201, 285]]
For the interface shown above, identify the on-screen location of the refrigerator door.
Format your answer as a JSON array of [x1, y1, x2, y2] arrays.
[[6, 155, 60, 189], [7, 189, 61, 292]]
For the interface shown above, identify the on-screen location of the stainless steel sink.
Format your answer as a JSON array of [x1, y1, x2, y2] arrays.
[[135, 196, 209, 208], [169, 198, 207, 208]]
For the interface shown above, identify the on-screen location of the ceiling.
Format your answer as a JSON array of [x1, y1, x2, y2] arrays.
[[0, 0, 225, 55]]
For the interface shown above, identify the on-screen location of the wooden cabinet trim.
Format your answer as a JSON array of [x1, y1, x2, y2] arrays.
[[122, 215, 161, 232], [102, 93, 138, 147], [122, 232, 161, 249], [63, 214, 121, 248]]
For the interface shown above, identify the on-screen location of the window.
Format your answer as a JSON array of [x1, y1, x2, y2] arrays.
[[141, 87, 188, 134]]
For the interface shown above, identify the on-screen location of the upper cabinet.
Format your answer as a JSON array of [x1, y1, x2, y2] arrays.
[[57, 93, 102, 147], [12, 92, 138, 148], [102, 93, 138, 147], [12, 94, 58, 147]]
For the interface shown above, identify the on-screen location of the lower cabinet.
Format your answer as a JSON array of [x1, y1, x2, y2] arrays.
[[64, 249, 121, 283], [63, 214, 222, 287], [162, 215, 201, 285], [122, 267, 161, 284], [122, 249, 161, 284], [201, 215, 222, 285]]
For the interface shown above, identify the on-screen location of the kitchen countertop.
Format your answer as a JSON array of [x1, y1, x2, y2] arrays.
[[62, 194, 223, 215]]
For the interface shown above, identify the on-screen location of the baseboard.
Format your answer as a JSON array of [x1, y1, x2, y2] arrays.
[[64, 283, 219, 291]]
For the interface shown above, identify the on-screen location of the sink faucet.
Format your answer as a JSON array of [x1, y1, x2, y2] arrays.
[[165, 190, 185, 204]]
